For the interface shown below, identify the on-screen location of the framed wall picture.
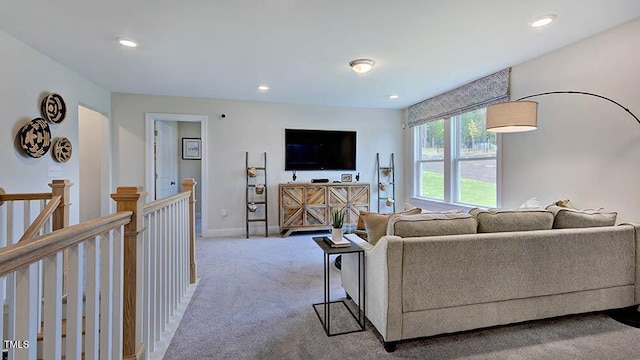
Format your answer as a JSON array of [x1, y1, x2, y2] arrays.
[[341, 174, 352, 182], [182, 138, 201, 160]]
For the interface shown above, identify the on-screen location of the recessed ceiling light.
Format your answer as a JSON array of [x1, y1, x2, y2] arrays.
[[118, 38, 138, 48], [258, 85, 269, 91], [349, 59, 375, 74], [389, 95, 399, 100], [530, 14, 557, 28]]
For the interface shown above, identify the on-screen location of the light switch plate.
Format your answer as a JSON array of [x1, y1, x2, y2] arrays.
[[48, 165, 62, 178]]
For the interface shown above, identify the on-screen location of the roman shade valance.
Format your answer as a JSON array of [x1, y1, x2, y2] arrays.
[[407, 68, 510, 127]]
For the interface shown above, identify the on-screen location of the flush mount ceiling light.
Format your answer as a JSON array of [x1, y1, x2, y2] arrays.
[[530, 14, 557, 28], [349, 59, 375, 74], [118, 38, 138, 47], [389, 95, 399, 100], [258, 85, 269, 91]]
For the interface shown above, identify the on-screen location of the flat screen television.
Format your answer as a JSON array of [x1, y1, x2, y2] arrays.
[[285, 129, 356, 170]]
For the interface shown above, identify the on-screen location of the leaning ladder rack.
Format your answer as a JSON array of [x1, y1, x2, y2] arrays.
[[245, 151, 268, 238], [376, 153, 395, 213]]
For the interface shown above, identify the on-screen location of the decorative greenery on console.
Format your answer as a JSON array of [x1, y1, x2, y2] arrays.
[[331, 208, 345, 229]]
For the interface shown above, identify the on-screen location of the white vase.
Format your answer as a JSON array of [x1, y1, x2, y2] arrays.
[[332, 228, 343, 242]]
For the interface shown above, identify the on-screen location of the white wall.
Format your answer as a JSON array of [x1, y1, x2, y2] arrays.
[[0, 30, 111, 225], [111, 94, 404, 236], [79, 106, 104, 221], [178, 122, 202, 213], [502, 18, 640, 223]]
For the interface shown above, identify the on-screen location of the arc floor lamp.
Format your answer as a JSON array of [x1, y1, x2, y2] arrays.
[[486, 91, 640, 326], [486, 91, 640, 133]]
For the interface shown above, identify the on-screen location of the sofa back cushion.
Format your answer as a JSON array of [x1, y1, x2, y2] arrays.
[[360, 208, 421, 245], [469, 208, 553, 233], [546, 205, 617, 228], [387, 212, 477, 238]]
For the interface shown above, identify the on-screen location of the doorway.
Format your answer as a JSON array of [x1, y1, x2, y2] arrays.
[[78, 105, 111, 221], [145, 113, 207, 236]]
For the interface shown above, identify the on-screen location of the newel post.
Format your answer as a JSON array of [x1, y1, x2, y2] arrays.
[[111, 186, 147, 360], [181, 178, 198, 283], [49, 179, 72, 230]]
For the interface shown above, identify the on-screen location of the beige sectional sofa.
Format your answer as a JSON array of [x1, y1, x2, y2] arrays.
[[341, 208, 639, 352]]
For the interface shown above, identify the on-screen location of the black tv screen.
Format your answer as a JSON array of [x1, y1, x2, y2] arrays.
[[285, 129, 356, 170]]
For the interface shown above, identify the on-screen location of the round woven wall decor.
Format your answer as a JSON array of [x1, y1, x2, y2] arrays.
[[52, 137, 72, 163], [40, 93, 67, 123], [20, 118, 51, 158]]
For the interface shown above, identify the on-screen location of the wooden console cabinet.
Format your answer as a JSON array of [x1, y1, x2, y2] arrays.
[[279, 182, 370, 237]]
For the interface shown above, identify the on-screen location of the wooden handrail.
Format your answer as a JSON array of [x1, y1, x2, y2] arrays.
[[18, 195, 61, 243], [0, 211, 133, 277], [143, 191, 191, 215], [0, 192, 53, 202]]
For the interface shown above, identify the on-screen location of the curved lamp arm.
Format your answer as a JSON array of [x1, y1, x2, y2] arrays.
[[517, 91, 640, 126], [486, 90, 640, 133]]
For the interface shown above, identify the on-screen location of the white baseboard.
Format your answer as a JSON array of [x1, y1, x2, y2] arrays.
[[201, 225, 280, 238], [148, 279, 200, 360]]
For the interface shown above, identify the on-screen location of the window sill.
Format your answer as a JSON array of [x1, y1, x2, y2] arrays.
[[409, 197, 487, 213]]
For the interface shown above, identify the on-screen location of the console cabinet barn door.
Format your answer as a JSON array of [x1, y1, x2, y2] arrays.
[[279, 184, 328, 236], [279, 183, 370, 237], [328, 184, 370, 225]]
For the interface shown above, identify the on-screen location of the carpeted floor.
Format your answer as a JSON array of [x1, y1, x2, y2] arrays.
[[162, 233, 640, 360]]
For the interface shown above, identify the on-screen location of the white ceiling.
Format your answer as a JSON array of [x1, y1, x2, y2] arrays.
[[1, 1, 640, 109]]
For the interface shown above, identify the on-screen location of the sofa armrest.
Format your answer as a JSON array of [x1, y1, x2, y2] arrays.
[[620, 223, 640, 304], [341, 235, 404, 341]]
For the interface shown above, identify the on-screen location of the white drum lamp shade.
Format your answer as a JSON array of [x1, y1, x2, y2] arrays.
[[486, 101, 538, 133]]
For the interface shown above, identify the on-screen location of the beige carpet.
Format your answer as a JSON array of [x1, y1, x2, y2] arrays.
[[162, 234, 640, 359]]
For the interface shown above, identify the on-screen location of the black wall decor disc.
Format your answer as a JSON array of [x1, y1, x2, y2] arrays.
[[41, 93, 67, 123], [53, 137, 72, 163], [20, 118, 51, 158]]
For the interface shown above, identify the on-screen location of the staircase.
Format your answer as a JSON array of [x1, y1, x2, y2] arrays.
[[0, 179, 200, 360]]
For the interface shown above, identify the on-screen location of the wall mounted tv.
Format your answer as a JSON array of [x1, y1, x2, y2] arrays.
[[285, 129, 356, 171]]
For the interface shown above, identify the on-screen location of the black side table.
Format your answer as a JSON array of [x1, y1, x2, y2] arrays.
[[312, 236, 366, 336]]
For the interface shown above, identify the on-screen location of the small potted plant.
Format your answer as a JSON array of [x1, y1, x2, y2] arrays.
[[331, 208, 346, 241]]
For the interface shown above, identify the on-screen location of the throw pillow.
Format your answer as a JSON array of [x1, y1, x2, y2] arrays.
[[469, 208, 554, 233], [387, 212, 477, 238], [546, 205, 617, 228], [357, 206, 421, 230], [519, 197, 541, 209], [359, 208, 421, 245], [551, 199, 575, 208]]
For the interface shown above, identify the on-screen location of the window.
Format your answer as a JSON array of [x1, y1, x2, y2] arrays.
[[414, 108, 497, 208]]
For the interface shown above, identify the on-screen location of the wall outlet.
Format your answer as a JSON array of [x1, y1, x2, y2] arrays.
[[48, 165, 62, 178], [221, 209, 227, 217]]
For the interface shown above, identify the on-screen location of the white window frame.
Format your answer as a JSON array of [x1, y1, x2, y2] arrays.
[[411, 113, 502, 211]]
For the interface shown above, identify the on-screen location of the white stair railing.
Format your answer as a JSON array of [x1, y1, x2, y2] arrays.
[[111, 179, 197, 360], [0, 212, 131, 360], [1, 178, 198, 360], [1, 180, 71, 360]]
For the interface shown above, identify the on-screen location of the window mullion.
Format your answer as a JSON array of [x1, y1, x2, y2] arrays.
[[443, 118, 453, 203]]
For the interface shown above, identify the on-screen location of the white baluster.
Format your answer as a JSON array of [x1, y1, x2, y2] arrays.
[[169, 203, 176, 316], [14, 263, 39, 360], [85, 236, 101, 360], [99, 230, 114, 360], [143, 214, 152, 355], [42, 252, 63, 360], [162, 207, 168, 333], [155, 209, 161, 336], [65, 243, 84, 360]]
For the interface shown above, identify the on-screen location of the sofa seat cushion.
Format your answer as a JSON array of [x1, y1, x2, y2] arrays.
[[546, 205, 617, 228], [360, 208, 421, 245], [387, 212, 477, 238], [470, 208, 553, 233]]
